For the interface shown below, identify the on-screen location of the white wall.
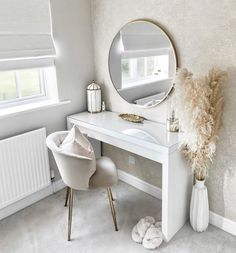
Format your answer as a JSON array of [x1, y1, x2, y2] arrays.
[[0, 0, 95, 180]]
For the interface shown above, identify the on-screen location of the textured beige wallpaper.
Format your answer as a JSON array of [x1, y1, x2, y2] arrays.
[[103, 144, 162, 188], [91, 0, 236, 221]]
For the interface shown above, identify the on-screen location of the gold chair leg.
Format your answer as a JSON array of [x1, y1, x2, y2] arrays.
[[68, 188, 74, 241], [110, 188, 114, 201], [107, 187, 118, 231], [64, 186, 70, 207]]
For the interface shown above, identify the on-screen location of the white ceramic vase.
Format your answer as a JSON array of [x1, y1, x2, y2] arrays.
[[190, 179, 209, 232]]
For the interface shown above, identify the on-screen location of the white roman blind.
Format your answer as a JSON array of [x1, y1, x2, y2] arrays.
[[120, 22, 172, 59], [0, 0, 56, 70]]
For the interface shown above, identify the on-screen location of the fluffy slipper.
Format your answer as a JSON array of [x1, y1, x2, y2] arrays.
[[155, 221, 162, 229], [132, 225, 143, 243], [142, 222, 163, 250], [131, 216, 155, 243]]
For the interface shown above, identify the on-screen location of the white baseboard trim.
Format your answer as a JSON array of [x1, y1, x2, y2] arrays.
[[0, 180, 66, 221], [1, 172, 235, 237], [210, 211, 236, 236], [118, 169, 236, 236], [117, 169, 162, 200], [52, 179, 66, 192]]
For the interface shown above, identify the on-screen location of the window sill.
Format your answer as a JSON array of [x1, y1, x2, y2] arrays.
[[0, 99, 71, 120], [120, 77, 171, 89]]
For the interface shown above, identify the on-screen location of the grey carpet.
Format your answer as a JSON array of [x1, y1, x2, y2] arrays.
[[0, 181, 235, 253]]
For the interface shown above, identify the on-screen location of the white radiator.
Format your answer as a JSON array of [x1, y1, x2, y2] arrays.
[[0, 128, 51, 209]]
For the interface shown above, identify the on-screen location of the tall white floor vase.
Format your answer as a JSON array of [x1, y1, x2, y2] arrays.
[[190, 179, 209, 232]]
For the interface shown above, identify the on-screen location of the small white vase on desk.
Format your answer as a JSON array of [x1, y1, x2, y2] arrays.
[[190, 179, 209, 232]]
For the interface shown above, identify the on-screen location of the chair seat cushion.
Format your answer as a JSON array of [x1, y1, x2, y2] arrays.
[[89, 157, 118, 189]]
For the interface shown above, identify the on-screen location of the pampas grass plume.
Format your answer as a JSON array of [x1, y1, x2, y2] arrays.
[[174, 68, 227, 180]]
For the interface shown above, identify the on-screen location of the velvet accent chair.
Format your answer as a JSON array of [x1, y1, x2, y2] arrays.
[[46, 131, 118, 241]]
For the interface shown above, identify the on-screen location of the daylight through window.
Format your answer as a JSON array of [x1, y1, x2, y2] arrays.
[[121, 54, 169, 87], [0, 68, 48, 106]]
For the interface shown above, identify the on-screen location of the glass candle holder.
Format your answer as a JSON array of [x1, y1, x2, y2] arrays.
[[166, 99, 179, 132]]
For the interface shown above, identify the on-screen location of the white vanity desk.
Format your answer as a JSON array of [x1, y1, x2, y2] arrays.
[[67, 111, 192, 242]]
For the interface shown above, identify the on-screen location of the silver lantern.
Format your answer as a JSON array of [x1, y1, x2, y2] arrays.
[[87, 80, 101, 113]]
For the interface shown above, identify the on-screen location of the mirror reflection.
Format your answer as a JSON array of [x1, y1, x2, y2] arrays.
[[109, 21, 177, 108]]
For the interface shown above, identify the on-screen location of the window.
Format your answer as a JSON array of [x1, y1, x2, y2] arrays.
[[121, 55, 169, 87], [0, 68, 45, 106], [0, 0, 57, 111], [0, 66, 57, 108]]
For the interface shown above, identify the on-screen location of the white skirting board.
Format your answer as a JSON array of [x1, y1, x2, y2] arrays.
[[117, 169, 162, 200], [52, 179, 66, 192], [1, 170, 235, 237], [209, 211, 236, 236], [117, 169, 236, 237], [0, 180, 66, 221]]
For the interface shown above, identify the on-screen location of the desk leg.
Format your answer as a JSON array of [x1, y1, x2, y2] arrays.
[[162, 151, 192, 242]]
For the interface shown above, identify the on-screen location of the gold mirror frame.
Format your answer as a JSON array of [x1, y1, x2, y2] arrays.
[[108, 19, 178, 108]]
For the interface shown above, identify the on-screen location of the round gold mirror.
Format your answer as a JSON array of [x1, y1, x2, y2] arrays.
[[108, 20, 178, 108]]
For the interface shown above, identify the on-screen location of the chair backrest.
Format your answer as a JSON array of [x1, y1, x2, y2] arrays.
[[46, 131, 96, 190]]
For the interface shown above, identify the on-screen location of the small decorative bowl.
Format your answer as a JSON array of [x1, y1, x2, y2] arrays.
[[118, 113, 146, 123]]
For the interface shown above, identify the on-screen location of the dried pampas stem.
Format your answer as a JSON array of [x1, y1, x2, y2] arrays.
[[174, 68, 227, 180]]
